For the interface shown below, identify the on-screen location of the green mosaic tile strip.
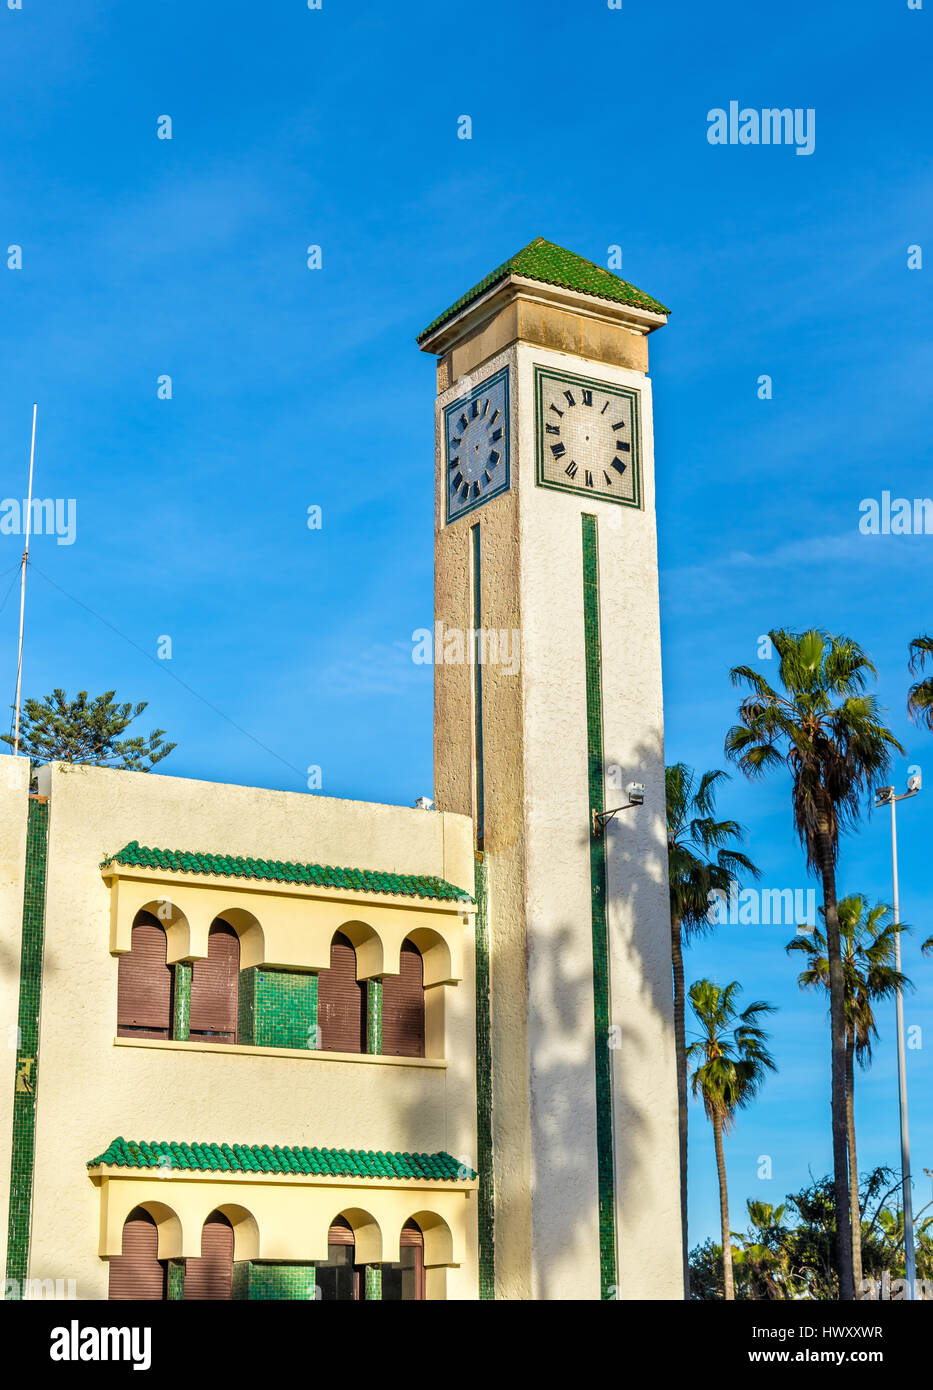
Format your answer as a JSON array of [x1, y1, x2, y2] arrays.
[[239, 968, 318, 1051], [417, 236, 669, 343], [173, 962, 191, 1042], [4, 798, 49, 1298], [232, 1261, 251, 1301], [166, 1259, 185, 1300], [472, 523, 485, 848], [88, 1139, 476, 1181], [242, 1262, 318, 1301], [582, 514, 618, 1299], [102, 842, 473, 905], [473, 853, 495, 1299], [366, 978, 382, 1055], [365, 1264, 382, 1300]]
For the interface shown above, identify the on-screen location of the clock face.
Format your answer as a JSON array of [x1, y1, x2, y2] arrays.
[[534, 366, 642, 508], [443, 367, 510, 523]]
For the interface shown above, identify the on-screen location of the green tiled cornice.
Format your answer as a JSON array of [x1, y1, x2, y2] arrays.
[[102, 841, 473, 905], [88, 1139, 476, 1182], [417, 237, 669, 343]]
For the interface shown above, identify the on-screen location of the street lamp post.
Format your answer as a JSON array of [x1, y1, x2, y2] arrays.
[[875, 777, 921, 1300]]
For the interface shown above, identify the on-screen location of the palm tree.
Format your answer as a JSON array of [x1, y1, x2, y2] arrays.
[[726, 628, 902, 1298], [687, 979, 776, 1300], [907, 637, 933, 729], [666, 763, 759, 1296], [786, 895, 908, 1288]]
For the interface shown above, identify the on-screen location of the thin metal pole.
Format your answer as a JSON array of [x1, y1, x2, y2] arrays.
[[890, 793, 917, 1299], [13, 403, 37, 756]]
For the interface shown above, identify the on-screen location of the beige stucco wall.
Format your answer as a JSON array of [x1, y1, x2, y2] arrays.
[[430, 308, 682, 1299], [0, 755, 31, 1275], [25, 762, 477, 1298]]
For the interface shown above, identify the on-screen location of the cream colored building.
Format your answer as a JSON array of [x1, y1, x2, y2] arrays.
[[1, 239, 682, 1302]]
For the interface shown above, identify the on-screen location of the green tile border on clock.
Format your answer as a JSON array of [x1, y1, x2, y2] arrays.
[[534, 364, 642, 510]]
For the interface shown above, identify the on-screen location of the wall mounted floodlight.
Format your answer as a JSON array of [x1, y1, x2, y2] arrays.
[[592, 782, 646, 838]]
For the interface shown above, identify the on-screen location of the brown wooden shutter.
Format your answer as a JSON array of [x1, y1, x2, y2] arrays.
[[401, 1220, 425, 1299], [108, 1207, 166, 1300], [189, 921, 239, 1042], [327, 1216, 355, 1246], [317, 933, 365, 1053], [183, 1211, 234, 1300], [381, 941, 425, 1057], [117, 915, 172, 1038]]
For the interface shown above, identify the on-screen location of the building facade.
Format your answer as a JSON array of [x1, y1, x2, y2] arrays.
[[1, 240, 682, 1301]]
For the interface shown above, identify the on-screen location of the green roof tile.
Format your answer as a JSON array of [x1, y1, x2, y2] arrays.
[[101, 840, 473, 905], [417, 236, 669, 343], [87, 1138, 475, 1182]]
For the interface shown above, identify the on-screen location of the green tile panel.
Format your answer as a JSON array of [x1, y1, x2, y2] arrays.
[[582, 514, 619, 1299], [101, 840, 473, 905], [239, 968, 318, 1051], [88, 1139, 476, 1182], [4, 797, 50, 1298], [417, 236, 669, 343], [238, 1262, 318, 1300]]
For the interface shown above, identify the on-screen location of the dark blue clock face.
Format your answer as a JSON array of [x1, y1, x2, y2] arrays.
[[444, 368, 510, 523]]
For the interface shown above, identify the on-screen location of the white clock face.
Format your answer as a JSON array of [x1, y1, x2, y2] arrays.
[[443, 367, 510, 523], [534, 366, 641, 508]]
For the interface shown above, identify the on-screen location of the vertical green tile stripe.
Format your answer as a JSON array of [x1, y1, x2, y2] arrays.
[[474, 852, 495, 1299], [166, 1259, 186, 1300], [365, 1264, 382, 1300], [5, 797, 49, 1298], [366, 978, 382, 1055], [471, 523, 485, 848], [173, 962, 191, 1041], [581, 514, 618, 1299]]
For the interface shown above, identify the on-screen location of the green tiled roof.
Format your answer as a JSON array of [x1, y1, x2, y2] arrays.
[[88, 1138, 476, 1182], [417, 236, 669, 343], [101, 841, 473, 904]]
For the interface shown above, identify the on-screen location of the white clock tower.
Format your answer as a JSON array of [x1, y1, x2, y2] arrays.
[[418, 238, 683, 1301]]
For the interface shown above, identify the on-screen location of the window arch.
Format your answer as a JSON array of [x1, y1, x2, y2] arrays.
[[108, 1207, 166, 1300], [315, 1215, 362, 1300], [381, 940, 425, 1058], [183, 1211, 234, 1300], [383, 1219, 425, 1301], [190, 920, 239, 1043], [117, 913, 173, 1039], [317, 932, 365, 1053]]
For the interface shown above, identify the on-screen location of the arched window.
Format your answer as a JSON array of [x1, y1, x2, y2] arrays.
[[183, 1211, 234, 1300], [381, 940, 425, 1058], [383, 1220, 425, 1301], [190, 921, 239, 1044], [117, 914, 173, 1039], [317, 932, 365, 1053], [109, 1207, 166, 1300], [315, 1216, 362, 1300]]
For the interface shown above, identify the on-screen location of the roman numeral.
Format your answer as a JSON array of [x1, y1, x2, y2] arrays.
[[481, 398, 489, 415], [484, 470, 493, 484], [545, 424, 560, 435], [612, 421, 626, 431], [585, 470, 594, 488], [563, 390, 576, 406], [549, 404, 564, 417], [489, 408, 500, 424], [491, 427, 503, 441], [600, 401, 609, 414], [449, 455, 460, 469], [616, 441, 631, 452], [472, 480, 480, 497], [565, 461, 578, 479], [604, 471, 613, 486], [459, 414, 469, 431], [488, 450, 500, 466], [611, 459, 627, 475], [551, 442, 566, 459], [470, 400, 479, 419], [452, 472, 464, 489], [582, 389, 593, 406]]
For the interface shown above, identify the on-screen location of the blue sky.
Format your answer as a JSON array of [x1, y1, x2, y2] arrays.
[[2, 0, 932, 1253]]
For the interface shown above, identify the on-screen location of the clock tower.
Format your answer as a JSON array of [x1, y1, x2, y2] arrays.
[[418, 238, 683, 1301]]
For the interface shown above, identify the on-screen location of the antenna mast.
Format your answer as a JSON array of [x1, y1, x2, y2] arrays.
[[13, 403, 37, 756]]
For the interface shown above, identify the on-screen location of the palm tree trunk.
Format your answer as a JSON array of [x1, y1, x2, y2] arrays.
[[713, 1113, 734, 1300], [816, 814, 855, 1300], [671, 914, 690, 1298], [845, 1033, 862, 1290]]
